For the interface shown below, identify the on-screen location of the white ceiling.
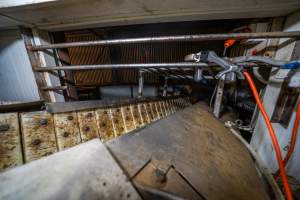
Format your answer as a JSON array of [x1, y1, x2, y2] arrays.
[[1, 0, 300, 31]]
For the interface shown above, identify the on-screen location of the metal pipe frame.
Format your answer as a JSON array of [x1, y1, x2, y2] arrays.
[[34, 63, 208, 72], [30, 31, 300, 50]]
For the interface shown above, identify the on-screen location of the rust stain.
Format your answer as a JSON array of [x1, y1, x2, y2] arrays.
[[179, 98, 185, 108], [145, 103, 155, 122], [139, 104, 150, 124], [121, 106, 135, 132], [159, 101, 167, 117], [77, 111, 99, 142], [110, 108, 126, 137], [150, 102, 159, 120], [54, 112, 81, 151], [174, 98, 181, 110], [169, 99, 176, 113], [0, 113, 23, 170], [155, 102, 163, 118], [162, 101, 170, 116], [95, 108, 114, 142], [166, 99, 174, 114], [21, 111, 57, 163], [167, 99, 175, 114], [0, 97, 189, 170], [131, 105, 143, 128]]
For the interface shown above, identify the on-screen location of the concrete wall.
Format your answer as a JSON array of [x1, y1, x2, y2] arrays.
[[0, 29, 40, 102], [251, 10, 300, 181]]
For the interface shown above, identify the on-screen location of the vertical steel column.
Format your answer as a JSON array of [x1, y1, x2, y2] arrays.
[[213, 75, 225, 118], [194, 67, 203, 82], [50, 35, 69, 101], [138, 70, 144, 98], [31, 29, 58, 102], [51, 32, 79, 101], [163, 77, 168, 97], [20, 27, 53, 102]]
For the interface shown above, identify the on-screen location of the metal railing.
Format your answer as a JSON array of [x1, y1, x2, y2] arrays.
[[28, 31, 300, 92], [30, 31, 300, 50]]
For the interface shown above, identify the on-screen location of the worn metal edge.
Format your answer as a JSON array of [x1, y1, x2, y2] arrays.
[[46, 96, 189, 113], [227, 127, 284, 200]]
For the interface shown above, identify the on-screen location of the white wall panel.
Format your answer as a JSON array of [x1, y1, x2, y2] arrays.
[[0, 29, 39, 101], [251, 11, 300, 181]]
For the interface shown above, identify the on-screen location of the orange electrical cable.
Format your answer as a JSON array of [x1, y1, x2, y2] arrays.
[[224, 39, 236, 48], [243, 71, 294, 200], [274, 99, 300, 179]]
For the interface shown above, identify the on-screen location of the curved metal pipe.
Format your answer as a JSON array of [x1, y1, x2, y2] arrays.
[[232, 56, 286, 67], [252, 67, 283, 84]]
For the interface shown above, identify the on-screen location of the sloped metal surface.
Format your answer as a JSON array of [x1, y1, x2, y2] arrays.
[[106, 102, 272, 199], [0, 101, 279, 199]]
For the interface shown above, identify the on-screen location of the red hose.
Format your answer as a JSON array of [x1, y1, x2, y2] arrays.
[[274, 99, 300, 178], [243, 71, 294, 200]]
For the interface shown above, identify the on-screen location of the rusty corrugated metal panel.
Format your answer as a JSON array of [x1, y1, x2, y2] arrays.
[[65, 33, 113, 86]]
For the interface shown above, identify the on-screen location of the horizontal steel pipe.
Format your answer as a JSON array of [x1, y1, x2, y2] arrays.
[[34, 63, 208, 72], [41, 86, 67, 91], [30, 31, 300, 50]]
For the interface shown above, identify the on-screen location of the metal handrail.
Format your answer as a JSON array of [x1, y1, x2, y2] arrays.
[[29, 31, 300, 51]]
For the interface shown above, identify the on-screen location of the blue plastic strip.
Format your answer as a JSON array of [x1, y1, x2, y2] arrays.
[[281, 61, 300, 69]]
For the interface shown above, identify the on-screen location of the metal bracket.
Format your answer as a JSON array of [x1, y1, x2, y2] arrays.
[[185, 51, 244, 79]]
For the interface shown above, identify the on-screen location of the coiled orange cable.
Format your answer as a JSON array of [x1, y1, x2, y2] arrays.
[[274, 99, 300, 179], [243, 71, 293, 200]]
